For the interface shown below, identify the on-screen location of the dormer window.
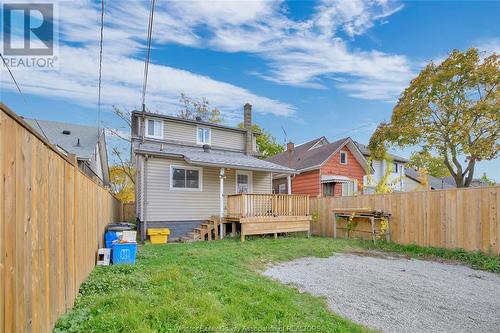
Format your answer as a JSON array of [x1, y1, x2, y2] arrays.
[[197, 127, 211, 145], [340, 151, 347, 165], [146, 119, 163, 139]]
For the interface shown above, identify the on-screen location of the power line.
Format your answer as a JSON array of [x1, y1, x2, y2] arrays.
[[97, 0, 105, 134], [1, 52, 27, 103], [141, 0, 156, 112], [0, 52, 50, 142]]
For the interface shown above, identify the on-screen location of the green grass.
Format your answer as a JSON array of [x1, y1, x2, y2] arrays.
[[54, 237, 499, 332], [359, 241, 500, 273], [54, 237, 369, 333]]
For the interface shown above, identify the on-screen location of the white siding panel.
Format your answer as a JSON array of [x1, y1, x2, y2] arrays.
[[164, 120, 197, 144], [212, 128, 245, 150], [253, 171, 272, 193], [144, 158, 272, 221]]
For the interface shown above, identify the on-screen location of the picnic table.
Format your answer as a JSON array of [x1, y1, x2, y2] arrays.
[[332, 208, 391, 243]]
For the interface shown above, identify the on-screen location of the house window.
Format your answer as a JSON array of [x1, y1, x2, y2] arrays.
[[393, 163, 398, 173], [146, 119, 163, 139], [278, 183, 286, 194], [323, 183, 334, 196], [197, 127, 211, 145], [236, 171, 252, 193], [340, 151, 347, 165], [170, 166, 202, 191], [341, 182, 355, 196]]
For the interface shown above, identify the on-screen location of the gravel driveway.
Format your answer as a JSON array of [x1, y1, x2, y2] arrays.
[[263, 252, 500, 333]]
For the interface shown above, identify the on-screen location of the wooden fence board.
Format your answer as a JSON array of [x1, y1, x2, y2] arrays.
[[0, 104, 123, 332], [311, 186, 500, 254]]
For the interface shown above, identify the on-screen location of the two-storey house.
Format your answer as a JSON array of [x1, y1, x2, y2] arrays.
[[266, 136, 409, 197], [354, 142, 408, 193], [131, 104, 294, 239]]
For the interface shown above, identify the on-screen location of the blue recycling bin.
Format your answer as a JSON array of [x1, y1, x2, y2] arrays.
[[112, 242, 137, 265], [105, 231, 118, 248]]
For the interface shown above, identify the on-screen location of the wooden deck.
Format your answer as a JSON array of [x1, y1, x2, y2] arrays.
[[226, 194, 311, 241]]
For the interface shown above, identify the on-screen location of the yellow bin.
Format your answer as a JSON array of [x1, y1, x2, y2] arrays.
[[147, 228, 170, 244]]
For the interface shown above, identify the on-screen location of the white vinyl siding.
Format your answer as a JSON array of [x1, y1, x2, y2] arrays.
[[143, 158, 272, 221], [164, 121, 196, 144], [162, 120, 245, 151], [211, 128, 245, 150]]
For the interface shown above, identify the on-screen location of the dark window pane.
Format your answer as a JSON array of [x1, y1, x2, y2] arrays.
[[172, 168, 185, 188], [340, 152, 346, 164], [148, 120, 154, 136], [186, 169, 199, 188]]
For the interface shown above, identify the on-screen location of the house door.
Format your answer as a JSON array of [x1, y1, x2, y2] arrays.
[[236, 171, 252, 193]]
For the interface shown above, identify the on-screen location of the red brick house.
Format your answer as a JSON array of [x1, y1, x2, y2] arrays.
[[267, 137, 367, 197]]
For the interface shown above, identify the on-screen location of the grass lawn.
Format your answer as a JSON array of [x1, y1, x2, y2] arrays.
[[54, 237, 370, 333], [54, 237, 499, 333]]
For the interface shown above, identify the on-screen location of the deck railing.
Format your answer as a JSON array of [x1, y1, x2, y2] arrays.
[[226, 194, 310, 218]]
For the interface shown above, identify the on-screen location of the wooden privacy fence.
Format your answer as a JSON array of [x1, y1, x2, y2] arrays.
[[310, 186, 500, 254], [122, 202, 136, 221], [0, 104, 123, 333]]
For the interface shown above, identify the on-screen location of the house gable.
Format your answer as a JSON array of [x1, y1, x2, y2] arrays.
[[320, 143, 366, 195]]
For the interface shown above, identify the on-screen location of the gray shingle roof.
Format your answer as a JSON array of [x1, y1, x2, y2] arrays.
[[405, 168, 456, 189], [24, 118, 100, 160], [265, 137, 350, 171], [354, 141, 408, 163], [136, 143, 295, 173]]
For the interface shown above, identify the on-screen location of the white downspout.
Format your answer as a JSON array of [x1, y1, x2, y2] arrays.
[[219, 168, 225, 239], [287, 175, 292, 194]]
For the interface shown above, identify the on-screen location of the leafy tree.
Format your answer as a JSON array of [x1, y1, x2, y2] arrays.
[[177, 93, 223, 123], [109, 165, 135, 202], [480, 173, 496, 186], [238, 123, 284, 159], [407, 150, 451, 178], [369, 48, 499, 188], [106, 105, 136, 203]]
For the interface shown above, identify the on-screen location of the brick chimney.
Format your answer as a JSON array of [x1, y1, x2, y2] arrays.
[[244, 103, 253, 155], [287, 141, 294, 152]]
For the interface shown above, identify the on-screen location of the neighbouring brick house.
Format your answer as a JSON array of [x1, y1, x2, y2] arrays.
[[267, 137, 367, 197]]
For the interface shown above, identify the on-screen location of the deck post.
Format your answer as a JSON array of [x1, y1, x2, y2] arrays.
[[219, 168, 225, 239], [287, 175, 292, 194]]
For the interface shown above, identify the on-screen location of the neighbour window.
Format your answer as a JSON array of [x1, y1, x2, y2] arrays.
[[171, 166, 202, 190], [146, 119, 163, 138], [236, 171, 252, 193], [340, 151, 347, 165], [323, 183, 334, 196], [341, 182, 354, 197], [393, 162, 398, 173], [278, 183, 286, 194], [197, 127, 211, 145]]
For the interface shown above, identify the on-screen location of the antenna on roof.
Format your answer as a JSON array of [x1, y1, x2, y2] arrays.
[[281, 126, 289, 144], [141, 0, 156, 113]]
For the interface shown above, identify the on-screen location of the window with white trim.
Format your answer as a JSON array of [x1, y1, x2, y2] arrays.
[[278, 183, 286, 194], [170, 166, 202, 190], [392, 162, 399, 173], [146, 119, 163, 139], [236, 171, 252, 194], [197, 127, 211, 145], [340, 151, 347, 165]]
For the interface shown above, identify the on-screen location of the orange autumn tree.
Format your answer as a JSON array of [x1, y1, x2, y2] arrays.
[[369, 48, 499, 188]]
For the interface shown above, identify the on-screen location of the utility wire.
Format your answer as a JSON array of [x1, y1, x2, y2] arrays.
[[97, 0, 105, 135], [1, 52, 27, 103], [0, 52, 50, 142], [141, 0, 156, 112]]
